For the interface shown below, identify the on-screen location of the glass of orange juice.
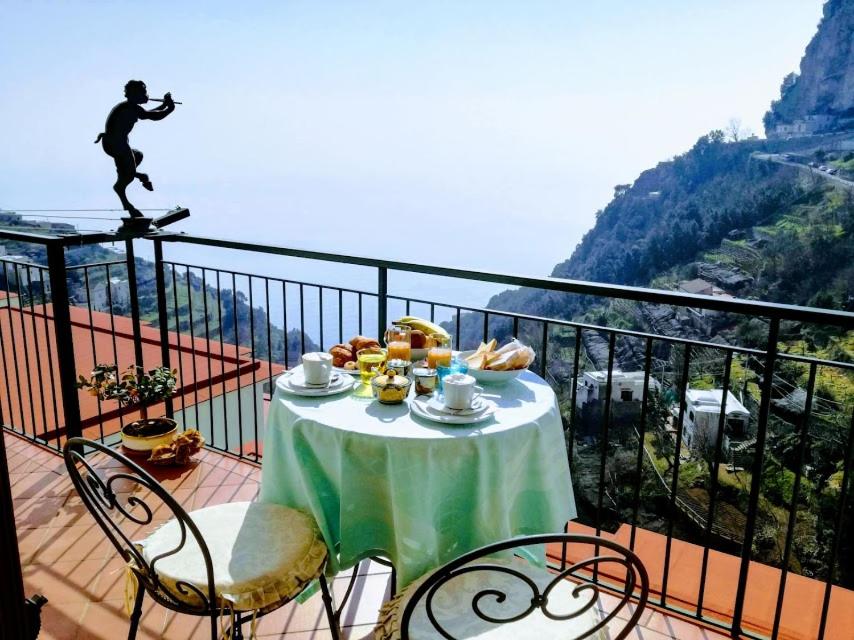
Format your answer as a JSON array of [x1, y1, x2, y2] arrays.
[[427, 333, 452, 369], [384, 324, 412, 362]]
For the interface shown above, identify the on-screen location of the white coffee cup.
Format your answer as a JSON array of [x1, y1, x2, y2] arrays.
[[442, 373, 483, 410], [302, 352, 333, 385]]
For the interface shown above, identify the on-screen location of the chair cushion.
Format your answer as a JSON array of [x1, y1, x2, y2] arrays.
[[374, 557, 606, 640], [138, 501, 327, 612]]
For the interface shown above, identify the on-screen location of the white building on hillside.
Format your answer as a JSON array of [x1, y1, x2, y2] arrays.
[[682, 388, 750, 452], [575, 370, 661, 408], [89, 278, 130, 313]]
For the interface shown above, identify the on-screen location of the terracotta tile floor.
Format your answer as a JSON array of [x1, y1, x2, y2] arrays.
[[6, 431, 729, 639]]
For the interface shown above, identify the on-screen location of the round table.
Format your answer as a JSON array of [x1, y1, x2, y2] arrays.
[[259, 368, 576, 589]]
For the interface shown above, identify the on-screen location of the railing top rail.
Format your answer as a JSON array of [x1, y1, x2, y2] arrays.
[[153, 232, 854, 329], [0, 227, 153, 246], [0, 229, 63, 244]]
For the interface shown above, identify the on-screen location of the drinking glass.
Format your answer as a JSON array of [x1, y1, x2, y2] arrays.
[[427, 333, 452, 369], [357, 347, 387, 384], [385, 324, 412, 362], [437, 359, 468, 391]]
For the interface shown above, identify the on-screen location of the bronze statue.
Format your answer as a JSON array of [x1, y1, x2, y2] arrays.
[[95, 80, 176, 218]]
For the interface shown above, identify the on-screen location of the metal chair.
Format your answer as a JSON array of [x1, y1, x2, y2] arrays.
[[374, 533, 649, 640], [63, 437, 341, 640]]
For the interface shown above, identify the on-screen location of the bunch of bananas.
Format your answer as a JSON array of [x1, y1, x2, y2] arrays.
[[395, 315, 450, 339]]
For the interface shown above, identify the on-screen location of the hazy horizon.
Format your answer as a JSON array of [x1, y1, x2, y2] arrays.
[[0, 0, 825, 301]]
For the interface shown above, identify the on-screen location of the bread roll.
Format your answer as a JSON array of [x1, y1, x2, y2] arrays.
[[329, 344, 354, 367]]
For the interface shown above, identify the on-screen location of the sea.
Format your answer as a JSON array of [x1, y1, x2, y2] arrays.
[[123, 208, 591, 350]]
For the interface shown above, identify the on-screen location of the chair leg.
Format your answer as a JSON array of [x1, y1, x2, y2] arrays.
[[127, 586, 145, 640], [319, 575, 342, 640]]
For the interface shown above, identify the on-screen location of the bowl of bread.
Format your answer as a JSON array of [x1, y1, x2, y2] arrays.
[[459, 338, 535, 385]]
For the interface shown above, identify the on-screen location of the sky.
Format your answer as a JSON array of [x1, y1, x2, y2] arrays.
[[0, 0, 826, 306]]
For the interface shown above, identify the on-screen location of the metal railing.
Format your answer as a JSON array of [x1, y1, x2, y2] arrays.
[[1, 226, 853, 639]]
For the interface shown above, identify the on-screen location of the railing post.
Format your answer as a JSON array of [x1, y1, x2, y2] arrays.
[[732, 317, 780, 635], [377, 266, 388, 340], [153, 239, 173, 418], [124, 239, 145, 372], [46, 242, 82, 442], [0, 407, 29, 639]]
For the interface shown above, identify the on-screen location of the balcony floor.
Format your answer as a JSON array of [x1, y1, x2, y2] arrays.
[[6, 431, 728, 640]]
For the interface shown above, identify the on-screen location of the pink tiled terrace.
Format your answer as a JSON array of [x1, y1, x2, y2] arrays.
[[6, 430, 732, 640]]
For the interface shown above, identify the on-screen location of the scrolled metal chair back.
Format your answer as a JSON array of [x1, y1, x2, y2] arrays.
[[63, 437, 218, 615], [400, 533, 649, 640]]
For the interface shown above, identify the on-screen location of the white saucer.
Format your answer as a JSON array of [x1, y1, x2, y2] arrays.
[[286, 372, 344, 390], [426, 395, 488, 416], [334, 366, 360, 376], [410, 395, 496, 425], [277, 372, 356, 397]]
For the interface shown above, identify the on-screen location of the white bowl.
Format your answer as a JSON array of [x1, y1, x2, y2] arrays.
[[410, 348, 429, 362], [457, 350, 526, 385]]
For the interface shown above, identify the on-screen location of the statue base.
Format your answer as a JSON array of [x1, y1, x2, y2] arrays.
[[119, 217, 153, 232]]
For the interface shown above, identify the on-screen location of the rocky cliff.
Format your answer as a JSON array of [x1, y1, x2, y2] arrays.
[[764, 0, 854, 132]]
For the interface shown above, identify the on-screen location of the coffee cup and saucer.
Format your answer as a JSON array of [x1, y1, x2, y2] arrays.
[[410, 373, 496, 424], [278, 352, 357, 397]]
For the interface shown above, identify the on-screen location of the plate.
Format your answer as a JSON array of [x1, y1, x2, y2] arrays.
[[286, 372, 344, 390], [334, 365, 360, 376], [277, 373, 357, 397], [426, 394, 488, 416], [457, 351, 526, 385], [410, 395, 496, 425]]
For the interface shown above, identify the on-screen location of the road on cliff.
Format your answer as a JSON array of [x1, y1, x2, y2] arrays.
[[752, 152, 854, 192]]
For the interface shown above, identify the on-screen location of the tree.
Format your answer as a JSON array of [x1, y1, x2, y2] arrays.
[[726, 118, 743, 142], [707, 129, 726, 144], [780, 72, 798, 98], [614, 184, 631, 198]]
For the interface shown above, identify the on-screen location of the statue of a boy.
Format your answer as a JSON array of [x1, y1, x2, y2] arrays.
[[95, 80, 176, 217]]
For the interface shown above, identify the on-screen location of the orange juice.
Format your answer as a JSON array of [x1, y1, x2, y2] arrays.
[[387, 340, 411, 361], [427, 347, 452, 369]]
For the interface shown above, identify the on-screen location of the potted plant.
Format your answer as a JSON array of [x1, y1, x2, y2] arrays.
[[77, 364, 179, 453]]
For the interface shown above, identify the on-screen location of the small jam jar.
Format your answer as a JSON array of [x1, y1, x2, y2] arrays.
[[412, 366, 438, 396]]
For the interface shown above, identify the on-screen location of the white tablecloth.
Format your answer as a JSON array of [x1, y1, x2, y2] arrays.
[[259, 369, 575, 588]]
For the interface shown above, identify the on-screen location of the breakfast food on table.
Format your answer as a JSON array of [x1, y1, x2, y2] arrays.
[[357, 346, 387, 383], [329, 343, 354, 367], [385, 324, 412, 362], [410, 329, 427, 349], [395, 316, 450, 340], [328, 335, 381, 368], [427, 333, 453, 369], [413, 366, 438, 395], [464, 338, 535, 371], [350, 335, 381, 352]]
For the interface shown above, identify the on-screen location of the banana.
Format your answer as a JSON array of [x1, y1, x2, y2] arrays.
[[396, 315, 451, 339]]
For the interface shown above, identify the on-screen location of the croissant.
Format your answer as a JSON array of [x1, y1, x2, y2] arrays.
[[349, 335, 380, 352]]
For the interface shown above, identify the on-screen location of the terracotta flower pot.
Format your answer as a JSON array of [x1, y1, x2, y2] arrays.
[[120, 418, 178, 453]]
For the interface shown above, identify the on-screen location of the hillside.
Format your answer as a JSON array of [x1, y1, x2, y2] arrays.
[[0, 215, 316, 368], [764, 0, 854, 132], [480, 133, 853, 329]]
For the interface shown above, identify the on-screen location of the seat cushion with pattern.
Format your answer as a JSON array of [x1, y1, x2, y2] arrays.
[[138, 501, 327, 612], [374, 558, 606, 640]]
